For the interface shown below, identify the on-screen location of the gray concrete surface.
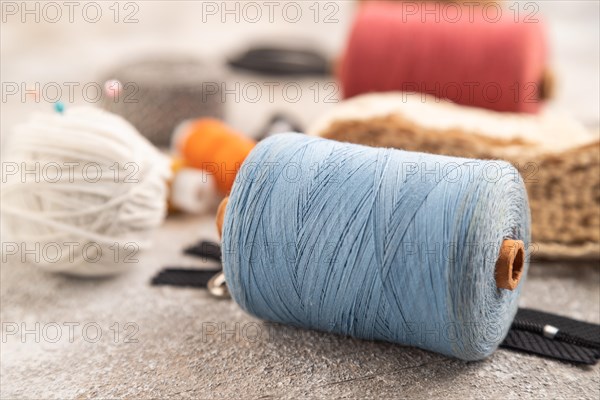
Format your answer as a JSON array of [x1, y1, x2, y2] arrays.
[[1, 215, 599, 399]]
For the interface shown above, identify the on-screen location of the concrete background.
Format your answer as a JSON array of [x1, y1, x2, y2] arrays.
[[1, 1, 599, 398]]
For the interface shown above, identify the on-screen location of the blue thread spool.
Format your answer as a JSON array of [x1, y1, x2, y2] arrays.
[[221, 134, 530, 360]]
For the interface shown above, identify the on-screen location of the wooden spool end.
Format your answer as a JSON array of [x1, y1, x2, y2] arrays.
[[495, 239, 526, 291], [216, 196, 229, 238]]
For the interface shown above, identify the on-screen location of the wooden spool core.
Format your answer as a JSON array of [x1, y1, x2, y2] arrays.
[[216, 197, 228, 238], [216, 197, 525, 291], [495, 239, 525, 291]]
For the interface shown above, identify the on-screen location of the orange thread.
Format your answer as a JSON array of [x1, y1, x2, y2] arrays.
[[178, 119, 255, 194]]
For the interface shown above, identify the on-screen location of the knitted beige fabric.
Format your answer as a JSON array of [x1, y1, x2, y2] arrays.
[[309, 93, 599, 260]]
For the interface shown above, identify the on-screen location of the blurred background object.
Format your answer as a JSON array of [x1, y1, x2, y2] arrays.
[[172, 118, 255, 195], [309, 92, 600, 260], [101, 57, 224, 147], [228, 45, 330, 76], [2, 1, 598, 143], [338, 1, 549, 113]]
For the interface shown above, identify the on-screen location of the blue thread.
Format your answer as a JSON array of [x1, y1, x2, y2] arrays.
[[222, 133, 530, 360]]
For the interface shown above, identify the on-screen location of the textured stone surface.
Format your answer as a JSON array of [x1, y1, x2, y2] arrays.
[[1, 215, 599, 399]]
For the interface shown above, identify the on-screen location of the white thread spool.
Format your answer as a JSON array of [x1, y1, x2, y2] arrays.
[[167, 119, 221, 215], [170, 168, 219, 215], [0, 107, 171, 276]]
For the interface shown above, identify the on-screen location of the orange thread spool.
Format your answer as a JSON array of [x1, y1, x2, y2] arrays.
[[176, 119, 255, 194]]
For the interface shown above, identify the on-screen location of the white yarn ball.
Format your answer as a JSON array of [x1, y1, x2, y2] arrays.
[[1, 107, 171, 276]]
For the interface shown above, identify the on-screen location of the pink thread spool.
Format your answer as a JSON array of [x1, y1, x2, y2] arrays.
[[338, 1, 549, 113]]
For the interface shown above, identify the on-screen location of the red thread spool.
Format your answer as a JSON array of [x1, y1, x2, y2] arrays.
[[339, 1, 548, 113]]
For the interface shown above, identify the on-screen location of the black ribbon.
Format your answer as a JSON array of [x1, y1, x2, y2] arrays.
[[183, 240, 221, 263], [151, 267, 221, 288], [151, 241, 222, 288], [501, 308, 600, 365]]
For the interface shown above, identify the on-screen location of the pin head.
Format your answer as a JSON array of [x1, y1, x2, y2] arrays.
[[104, 79, 122, 99], [54, 101, 65, 114]]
